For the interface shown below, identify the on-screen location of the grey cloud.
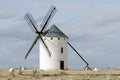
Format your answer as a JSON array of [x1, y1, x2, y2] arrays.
[[0, 0, 120, 68]]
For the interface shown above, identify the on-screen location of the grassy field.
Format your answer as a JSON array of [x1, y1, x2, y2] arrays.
[[0, 68, 120, 80]]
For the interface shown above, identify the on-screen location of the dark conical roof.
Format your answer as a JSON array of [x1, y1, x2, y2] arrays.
[[43, 24, 68, 39]]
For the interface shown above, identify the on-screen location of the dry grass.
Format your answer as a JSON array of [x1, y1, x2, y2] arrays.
[[0, 68, 120, 80]]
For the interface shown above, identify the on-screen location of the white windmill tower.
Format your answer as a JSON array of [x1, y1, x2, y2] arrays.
[[24, 5, 91, 70], [40, 24, 69, 70]]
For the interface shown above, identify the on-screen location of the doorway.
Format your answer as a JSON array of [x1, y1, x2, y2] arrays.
[[60, 61, 64, 70]]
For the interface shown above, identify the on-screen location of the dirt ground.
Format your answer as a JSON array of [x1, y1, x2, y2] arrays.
[[0, 68, 120, 80]]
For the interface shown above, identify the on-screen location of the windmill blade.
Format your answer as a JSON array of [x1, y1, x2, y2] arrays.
[[67, 42, 89, 66], [24, 12, 39, 33], [39, 35, 51, 57], [25, 36, 39, 59], [40, 5, 57, 32]]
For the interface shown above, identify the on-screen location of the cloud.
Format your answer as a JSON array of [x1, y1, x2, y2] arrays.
[[60, 2, 120, 68], [0, 0, 120, 68]]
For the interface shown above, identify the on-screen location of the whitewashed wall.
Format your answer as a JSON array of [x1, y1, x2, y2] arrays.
[[39, 37, 68, 70]]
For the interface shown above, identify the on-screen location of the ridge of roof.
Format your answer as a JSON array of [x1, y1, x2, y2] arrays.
[[43, 24, 68, 39]]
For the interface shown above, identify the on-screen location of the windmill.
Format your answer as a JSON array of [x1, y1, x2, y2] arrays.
[[24, 5, 91, 70]]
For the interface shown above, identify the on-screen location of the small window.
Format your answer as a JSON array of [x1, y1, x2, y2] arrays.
[[51, 37, 53, 40], [61, 47, 63, 53], [58, 38, 60, 40]]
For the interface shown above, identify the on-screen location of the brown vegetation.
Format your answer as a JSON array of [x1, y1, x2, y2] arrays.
[[0, 68, 120, 80]]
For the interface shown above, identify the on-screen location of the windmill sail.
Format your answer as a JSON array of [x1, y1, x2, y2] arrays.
[[40, 5, 57, 32], [25, 35, 39, 59], [24, 12, 38, 32], [24, 5, 57, 59], [39, 35, 51, 57]]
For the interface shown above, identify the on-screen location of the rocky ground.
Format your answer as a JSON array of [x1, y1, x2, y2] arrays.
[[0, 68, 120, 80]]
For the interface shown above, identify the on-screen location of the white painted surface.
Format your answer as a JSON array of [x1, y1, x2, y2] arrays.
[[39, 37, 68, 70], [9, 68, 14, 72], [93, 68, 98, 71]]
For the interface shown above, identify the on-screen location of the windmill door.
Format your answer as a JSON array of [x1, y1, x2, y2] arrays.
[[60, 61, 64, 70]]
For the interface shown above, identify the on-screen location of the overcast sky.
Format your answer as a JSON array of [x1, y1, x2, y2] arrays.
[[0, 0, 120, 69]]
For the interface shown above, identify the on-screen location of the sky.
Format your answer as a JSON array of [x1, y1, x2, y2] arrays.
[[0, 0, 120, 69]]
